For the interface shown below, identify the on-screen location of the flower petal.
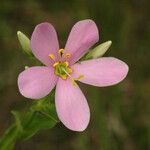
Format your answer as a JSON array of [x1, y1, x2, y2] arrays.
[[31, 23, 59, 66], [55, 78, 90, 131], [18, 66, 58, 99], [64, 19, 99, 65], [71, 57, 129, 87]]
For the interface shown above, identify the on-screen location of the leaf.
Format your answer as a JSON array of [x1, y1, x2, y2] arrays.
[[21, 110, 58, 140], [11, 111, 23, 133], [21, 92, 59, 140], [0, 91, 59, 148]]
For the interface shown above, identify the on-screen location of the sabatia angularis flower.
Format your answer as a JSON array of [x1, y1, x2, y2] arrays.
[[18, 19, 129, 131]]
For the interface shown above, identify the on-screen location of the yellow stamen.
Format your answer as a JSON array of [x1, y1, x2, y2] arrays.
[[58, 49, 64, 55], [48, 54, 55, 61], [49, 48, 84, 84], [75, 74, 84, 80], [61, 67, 84, 86], [58, 49, 64, 62], [71, 75, 84, 86], [61, 75, 67, 80], [65, 53, 71, 59], [63, 61, 69, 67], [68, 68, 73, 74], [53, 61, 73, 80], [53, 62, 59, 67]]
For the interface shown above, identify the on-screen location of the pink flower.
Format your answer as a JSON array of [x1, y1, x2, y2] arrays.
[[18, 19, 128, 131]]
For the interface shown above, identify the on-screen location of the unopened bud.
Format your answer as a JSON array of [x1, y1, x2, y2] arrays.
[[17, 31, 32, 56], [86, 41, 112, 59]]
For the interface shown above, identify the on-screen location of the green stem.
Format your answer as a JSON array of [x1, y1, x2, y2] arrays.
[[0, 91, 59, 150]]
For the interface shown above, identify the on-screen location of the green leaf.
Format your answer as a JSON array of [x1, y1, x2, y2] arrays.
[[0, 91, 59, 148], [21, 110, 58, 140], [17, 31, 33, 56], [84, 41, 112, 60], [21, 92, 59, 140], [11, 111, 23, 133]]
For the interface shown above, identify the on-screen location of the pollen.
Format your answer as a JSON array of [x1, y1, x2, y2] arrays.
[[48, 54, 55, 61]]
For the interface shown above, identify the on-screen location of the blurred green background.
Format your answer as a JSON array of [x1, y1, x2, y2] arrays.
[[0, 0, 150, 149]]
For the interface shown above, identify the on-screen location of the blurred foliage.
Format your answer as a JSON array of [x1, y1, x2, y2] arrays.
[[0, 0, 150, 150]]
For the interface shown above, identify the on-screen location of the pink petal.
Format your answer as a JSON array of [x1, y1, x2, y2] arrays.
[[71, 57, 129, 87], [18, 66, 58, 99], [31, 23, 59, 66], [55, 78, 90, 131], [64, 19, 99, 65]]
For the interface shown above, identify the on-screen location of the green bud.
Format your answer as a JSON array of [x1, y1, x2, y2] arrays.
[[86, 41, 112, 59], [17, 31, 32, 56]]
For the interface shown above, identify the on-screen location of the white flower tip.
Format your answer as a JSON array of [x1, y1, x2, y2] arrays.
[[17, 31, 32, 56], [17, 31, 28, 40], [25, 66, 29, 70], [17, 31, 21, 36], [107, 40, 112, 46], [101, 40, 112, 49]]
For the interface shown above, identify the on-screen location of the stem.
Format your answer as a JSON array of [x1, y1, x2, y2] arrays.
[[0, 91, 58, 150]]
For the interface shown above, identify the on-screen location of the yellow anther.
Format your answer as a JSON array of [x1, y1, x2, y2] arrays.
[[68, 68, 73, 74], [65, 53, 71, 59], [71, 74, 84, 86], [71, 79, 77, 86], [76, 74, 84, 80], [53, 62, 59, 67], [61, 75, 67, 80], [58, 49, 64, 54], [64, 61, 69, 67], [48, 54, 55, 61], [58, 49, 64, 62]]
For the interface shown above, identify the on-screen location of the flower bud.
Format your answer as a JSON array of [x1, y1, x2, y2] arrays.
[[86, 41, 112, 59], [17, 31, 32, 56]]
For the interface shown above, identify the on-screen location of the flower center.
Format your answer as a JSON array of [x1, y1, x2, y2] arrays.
[[53, 61, 73, 80], [48, 48, 84, 86]]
